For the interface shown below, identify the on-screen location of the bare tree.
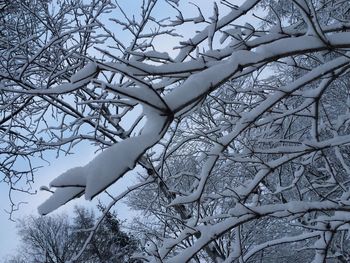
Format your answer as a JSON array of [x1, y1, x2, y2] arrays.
[[6, 206, 139, 263], [2, 0, 350, 262], [0, 0, 114, 215]]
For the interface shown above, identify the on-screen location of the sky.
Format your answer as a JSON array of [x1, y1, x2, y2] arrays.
[[0, 0, 254, 260]]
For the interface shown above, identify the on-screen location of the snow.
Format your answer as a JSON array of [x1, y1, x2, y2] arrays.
[[49, 167, 86, 187], [84, 134, 153, 200], [38, 187, 84, 215], [21, 0, 350, 261], [242, 232, 321, 262], [143, 51, 171, 60], [38, 107, 169, 215], [100, 82, 169, 112], [70, 63, 98, 83]]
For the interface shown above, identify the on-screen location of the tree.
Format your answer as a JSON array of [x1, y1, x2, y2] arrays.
[[2, 0, 350, 262], [6, 206, 139, 263], [0, 0, 114, 214], [72, 205, 141, 263], [0, 0, 53, 213]]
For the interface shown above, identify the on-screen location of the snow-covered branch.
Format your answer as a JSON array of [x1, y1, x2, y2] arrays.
[[3, 0, 350, 261]]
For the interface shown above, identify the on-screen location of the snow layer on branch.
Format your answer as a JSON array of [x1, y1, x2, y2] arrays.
[[38, 187, 84, 215], [164, 33, 350, 115], [109, 85, 168, 112], [143, 50, 171, 60], [70, 62, 98, 83], [38, 106, 169, 215], [49, 167, 86, 187], [83, 134, 153, 199]]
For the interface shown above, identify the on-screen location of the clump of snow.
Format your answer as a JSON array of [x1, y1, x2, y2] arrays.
[[38, 187, 84, 215], [70, 63, 97, 84], [38, 106, 169, 215]]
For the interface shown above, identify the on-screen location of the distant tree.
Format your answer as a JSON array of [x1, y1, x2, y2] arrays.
[[72, 205, 141, 263], [6, 206, 140, 263]]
